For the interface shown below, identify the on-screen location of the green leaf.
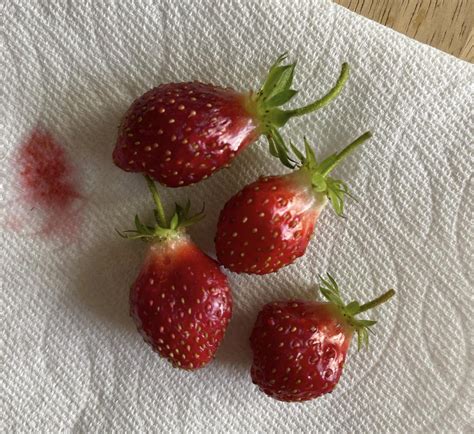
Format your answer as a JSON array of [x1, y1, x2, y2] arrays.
[[119, 175, 207, 243], [273, 52, 288, 65], [319, 274, 344, 307], [260, 54, 287, 96], [320, 287, 342, 306], [311, 172, 327, 192], [261, 64, 293, 99], [134, 215, 152, 234], [116, 228, 130, 239], [319, 274, 334, 292], [178, 201, 206, 228], [134, 214, 142, 230], [357, 328, 369, 351], [327, 178, 356, 214], [265, 63, 296, 101], [279, 62, 296, 90], [334, 179, 349, 191], [169, 212, 179, 230], [271, 128, 287, 150], [344, 189, 358, 202], [270, 128, 295, 169], [175, 200, 191, 221], [116, 227, 156, 241], [326, 274, 339, 293], [266, 89, 298, 107], [267, 135, 279, 158], [289, 140, 305, 162], [303, 137, 317, 168], [259, 53, 296, 101], [328, 188, 344, 216], [182, 214, 205, 227], [266, 52, 288, 74], [357, 319, 378, 327]]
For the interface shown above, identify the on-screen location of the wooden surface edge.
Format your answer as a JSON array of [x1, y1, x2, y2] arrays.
[[335, 0, 473, 62]]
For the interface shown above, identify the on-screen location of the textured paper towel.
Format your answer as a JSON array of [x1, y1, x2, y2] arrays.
[[1, 0, 473, 432]]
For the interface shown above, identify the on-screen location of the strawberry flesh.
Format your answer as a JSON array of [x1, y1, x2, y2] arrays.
[[130, 235, 232, 369], [113, 82, 259, 187], [250, 300, 352, 402], [215, 169, 324, 274]]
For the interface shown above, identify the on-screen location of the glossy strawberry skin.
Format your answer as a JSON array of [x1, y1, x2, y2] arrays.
[[130, 235, 232, 370], [113, 82, 259, 187], [215, 169, 324, 274], [250, 300, 352, 402]]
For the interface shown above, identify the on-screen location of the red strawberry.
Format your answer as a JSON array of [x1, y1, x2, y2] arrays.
[[113, 54, 349, 187], [120, 176, 232, 370], [250, 274, 395, 402], [215, 132, 372, 274]]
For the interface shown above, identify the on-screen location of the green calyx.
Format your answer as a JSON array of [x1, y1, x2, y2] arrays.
[[295, 131, 372, 216], [249, 53, 349, 167], [117, 175, 205, 241], [318, 274, 395, 350]]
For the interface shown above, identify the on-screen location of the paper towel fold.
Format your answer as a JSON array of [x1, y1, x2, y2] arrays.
[[2, 0, 473, 432]]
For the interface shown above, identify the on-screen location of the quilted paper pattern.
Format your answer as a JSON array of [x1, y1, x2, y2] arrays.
[[2, 0, 473, 432]]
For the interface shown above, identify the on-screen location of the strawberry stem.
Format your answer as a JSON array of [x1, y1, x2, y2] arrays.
[[145, 175, 167, 228], [254, 55, 351, 168], [358, 289, 395, 314], [320, 131, 372, 177], [283, 63, 349, 118]]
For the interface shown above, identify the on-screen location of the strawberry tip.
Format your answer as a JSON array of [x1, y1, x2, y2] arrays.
[[286, 131, 372, 216]]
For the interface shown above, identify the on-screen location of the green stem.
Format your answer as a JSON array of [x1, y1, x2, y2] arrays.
[[283, 62, 349, 118], [144, 175, 168, 228], [358, 289, 395, 314], [321, 131, 372, 176]]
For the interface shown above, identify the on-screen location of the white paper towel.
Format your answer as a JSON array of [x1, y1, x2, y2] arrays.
[[2, 0, 473, 432]]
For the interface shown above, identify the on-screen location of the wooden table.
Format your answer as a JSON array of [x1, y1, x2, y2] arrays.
[[336, 0, 473, 62]]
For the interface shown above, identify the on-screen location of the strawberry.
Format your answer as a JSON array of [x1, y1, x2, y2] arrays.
[[120, 176, 232, 370], [215, 132, 372, 274], [250, 274, 395, 402], [113, 54, 349, 187]]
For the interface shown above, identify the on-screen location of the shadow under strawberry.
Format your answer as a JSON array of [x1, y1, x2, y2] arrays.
[[72, 235, 142, 332], [213, 306, 253, 372]]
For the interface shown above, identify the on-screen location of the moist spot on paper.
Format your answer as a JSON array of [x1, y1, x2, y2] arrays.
[[13, 128, 84, 237]]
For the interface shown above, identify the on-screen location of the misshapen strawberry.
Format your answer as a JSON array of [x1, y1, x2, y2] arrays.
[[120, 177, 232, 370], [250, 274, 395, 402], [215, 132, 372, 274], [113, 54, 349, 187]]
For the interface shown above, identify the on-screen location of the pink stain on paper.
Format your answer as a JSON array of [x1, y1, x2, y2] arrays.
[[10, 128, 84, 238]]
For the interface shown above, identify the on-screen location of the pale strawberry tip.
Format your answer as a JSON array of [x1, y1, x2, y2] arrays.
[[117, 175, 205, 241], [287, 131, 372, 216], [318, 273, 395, 350]]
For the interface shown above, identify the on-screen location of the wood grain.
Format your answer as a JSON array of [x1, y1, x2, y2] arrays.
[[335, 0, 474, 62]]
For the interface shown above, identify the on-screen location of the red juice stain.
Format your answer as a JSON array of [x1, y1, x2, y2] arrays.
[[14, 128, 84, 238]]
